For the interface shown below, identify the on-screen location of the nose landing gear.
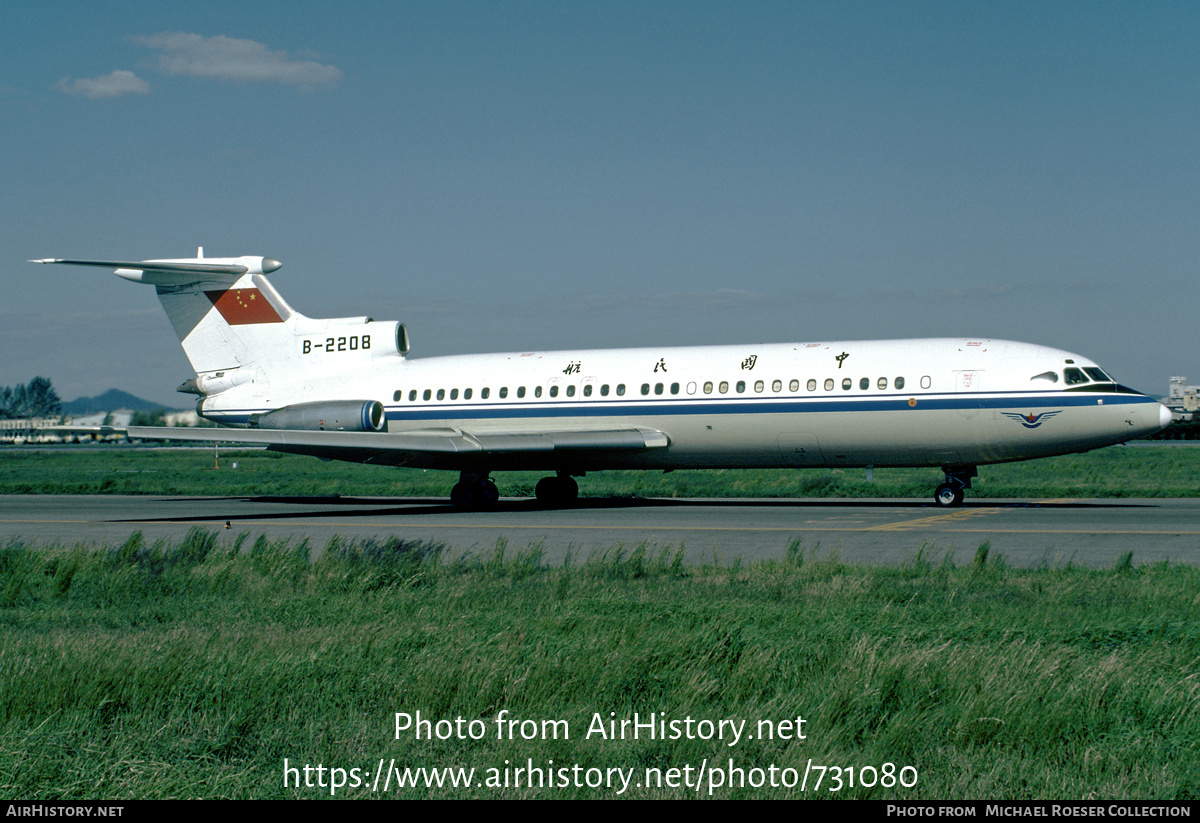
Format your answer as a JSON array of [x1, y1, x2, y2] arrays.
[[935, 466, 976, 507]]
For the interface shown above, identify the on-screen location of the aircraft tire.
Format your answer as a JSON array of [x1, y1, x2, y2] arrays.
[[560, 476, 579, 504], [535, 476, 578, 508], [535, 477, 558, 506], [935, 483, 964, 507], [452, 478, 500, 510], [450, 481, 474, 510], [483, 479, 500, 505]]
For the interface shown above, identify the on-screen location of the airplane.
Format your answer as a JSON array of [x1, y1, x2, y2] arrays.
[[31, 250, 1172, 508]]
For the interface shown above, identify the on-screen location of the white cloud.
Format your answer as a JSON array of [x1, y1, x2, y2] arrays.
[[56, 70, 150, 99], [133, 32, 342, 88]]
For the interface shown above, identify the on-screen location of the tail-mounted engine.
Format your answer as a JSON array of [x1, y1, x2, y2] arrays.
[[251, 400, 386, 432]]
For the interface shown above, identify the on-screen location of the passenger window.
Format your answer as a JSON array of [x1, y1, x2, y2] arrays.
[[549, 386, 558, 397], [641, 383, 650, 395], [567, 385, 576, 397], [877, 377, 887, 390], [583, 384, 592, 396], [775, 380, 785, 392], [500, 387, 509, 398], [481, 387, 489, 399], [754, 380, 764, 393], [535, 386, 542, 397], [600, 384, 609, 396], [719, 381, 729, 394], [921, 376, 931, 389], [654, 383, 664, 395], [808, 379, 817, 392], [617, 384, 626, 396], [859, 377, 869, 390], [409, 390, 417, 401], [736, 381, 746, 393], [464, 388, 472, 400], [704, 381, 713, 394], [671, 383, 680, 395], [393, 390, 402, 402], [895, 377, 904, 390], [824, 378, 834, 391], [423, 389, 432, 401], [437, 389, 445, 400], [842, 378, 852, 391], [450, 388, 459, 400]]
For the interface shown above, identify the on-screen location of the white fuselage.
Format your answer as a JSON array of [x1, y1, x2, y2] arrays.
[[201, 336, 1169, 473]]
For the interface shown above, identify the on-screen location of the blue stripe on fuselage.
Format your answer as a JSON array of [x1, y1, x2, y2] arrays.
[[382, 390, 1152, 423], [203, 390, 1155, 427]]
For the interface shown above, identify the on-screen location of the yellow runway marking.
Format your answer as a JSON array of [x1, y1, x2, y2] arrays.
[[864, 498, 1085, 532], [866, 508, 997, 532]]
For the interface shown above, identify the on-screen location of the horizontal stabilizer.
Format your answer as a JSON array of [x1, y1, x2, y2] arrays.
[[30, 256, 282, 287], [31, 259, 255, 275]]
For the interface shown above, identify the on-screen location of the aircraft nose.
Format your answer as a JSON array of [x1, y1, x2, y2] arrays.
[[1160, 403, 1174, 430]]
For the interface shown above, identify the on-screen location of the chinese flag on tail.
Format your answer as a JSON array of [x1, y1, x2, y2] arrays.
[[204, 289, 284, 325]]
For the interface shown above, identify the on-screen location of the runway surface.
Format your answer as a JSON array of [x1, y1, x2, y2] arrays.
[[2, 494, 1198, 567]]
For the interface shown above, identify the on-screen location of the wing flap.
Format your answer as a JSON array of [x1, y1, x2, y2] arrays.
[[472, 429, 669, 451]]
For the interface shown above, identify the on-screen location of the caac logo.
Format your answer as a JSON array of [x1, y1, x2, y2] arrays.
[[1002, 411, 1062, 429]]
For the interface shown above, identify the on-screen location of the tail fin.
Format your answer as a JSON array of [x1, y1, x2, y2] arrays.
[[32, 251, 407, 420], [33, 250, 291, 374]]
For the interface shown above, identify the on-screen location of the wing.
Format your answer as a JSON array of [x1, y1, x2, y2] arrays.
[[2, 423, 124, 441], [125, 425, 670, 469]]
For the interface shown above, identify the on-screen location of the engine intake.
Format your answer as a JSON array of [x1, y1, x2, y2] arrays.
[[253, 400, 386, 432]]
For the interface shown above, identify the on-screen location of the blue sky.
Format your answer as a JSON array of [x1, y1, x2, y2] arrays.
[[3, 1, 1197, 405]]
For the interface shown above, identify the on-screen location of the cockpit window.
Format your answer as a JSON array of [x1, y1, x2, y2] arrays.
[[1063, 367, 1089, 385], [1031, 371, 1059, 383], [1084, 367, 1112, 383]]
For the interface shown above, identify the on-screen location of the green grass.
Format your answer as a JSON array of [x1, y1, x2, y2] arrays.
[[2, 530, 1198, 798], [1, 442, 1198, 498]]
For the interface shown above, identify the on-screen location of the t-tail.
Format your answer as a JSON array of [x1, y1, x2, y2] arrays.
[[31, 250, 410, 426]]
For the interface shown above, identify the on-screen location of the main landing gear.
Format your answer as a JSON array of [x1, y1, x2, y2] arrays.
[[448, 471, 581, 509], [934, 466, 977, 507], [449, 472, 499, 510], [534, 473, 579, 508]]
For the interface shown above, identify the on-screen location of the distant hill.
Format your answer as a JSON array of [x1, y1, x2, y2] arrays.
[[62, 390, 181, 416]]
